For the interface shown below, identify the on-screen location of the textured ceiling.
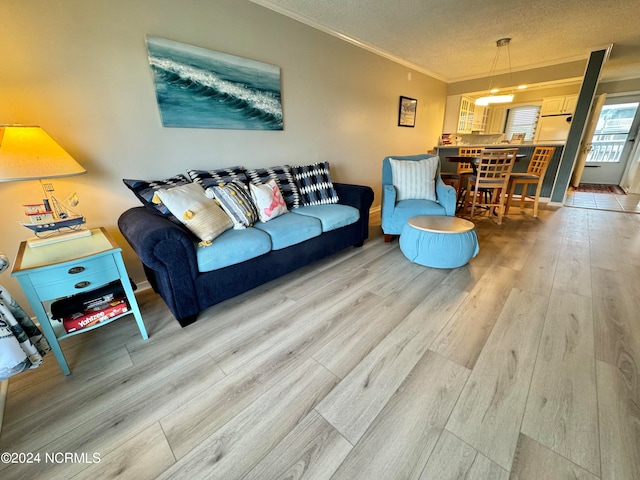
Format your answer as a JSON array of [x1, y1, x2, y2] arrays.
[[250, 0, 640, 84]]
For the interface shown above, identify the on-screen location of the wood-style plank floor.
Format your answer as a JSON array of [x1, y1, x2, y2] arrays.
[[1, 205, 639, 479]]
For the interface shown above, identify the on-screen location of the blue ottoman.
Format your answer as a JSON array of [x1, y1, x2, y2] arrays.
[[400, 216, 479, 268]]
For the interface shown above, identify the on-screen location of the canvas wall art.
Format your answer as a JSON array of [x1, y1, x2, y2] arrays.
[[146, 36, 283, 130]]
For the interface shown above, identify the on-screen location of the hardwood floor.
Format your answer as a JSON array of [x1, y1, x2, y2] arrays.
[[1, 205, 639, 479]]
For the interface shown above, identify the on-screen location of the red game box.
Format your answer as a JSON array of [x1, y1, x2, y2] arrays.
[[62, 298, 129, 333]]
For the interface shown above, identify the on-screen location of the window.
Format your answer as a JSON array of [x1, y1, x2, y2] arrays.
[[586, 102, 639, 163], [504, 105, 541, 141]]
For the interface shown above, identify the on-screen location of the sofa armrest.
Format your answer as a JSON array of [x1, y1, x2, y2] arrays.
[[435, 177, 456, 216], [381, 184, 397, 211], [334, 183, 374, 210], [118, 207, 201, 320], [118, 207, 198, 274], [334, 182, 374, 242]]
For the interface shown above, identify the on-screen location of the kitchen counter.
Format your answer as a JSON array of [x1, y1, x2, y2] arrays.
[[436, 143, 564, 199], [436, 142, 566, 148]]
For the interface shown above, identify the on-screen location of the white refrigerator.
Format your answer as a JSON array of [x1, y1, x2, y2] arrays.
[[536, 114, 572, 142]]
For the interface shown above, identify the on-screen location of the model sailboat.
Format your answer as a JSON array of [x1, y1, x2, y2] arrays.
[[22, 182, 85, 237]]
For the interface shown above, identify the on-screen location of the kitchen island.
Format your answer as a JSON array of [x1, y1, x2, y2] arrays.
[[435, 143, 565, 199]]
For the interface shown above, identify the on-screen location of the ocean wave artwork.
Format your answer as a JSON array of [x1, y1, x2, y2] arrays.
[[146, 36, 283, 130]]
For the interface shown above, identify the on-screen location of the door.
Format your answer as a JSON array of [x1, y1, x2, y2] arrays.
[[579, 96, 640, 184]]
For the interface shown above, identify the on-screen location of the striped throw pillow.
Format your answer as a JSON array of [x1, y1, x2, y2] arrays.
[[389, 157, 438, 201], [206, 182, 259, 230]]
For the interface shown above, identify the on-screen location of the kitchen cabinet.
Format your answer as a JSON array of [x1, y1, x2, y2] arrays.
[[471, 105, 487, 131], [443, 95, 479, 133], [540, 95, 578, 115], [484, 106, 506, 134]]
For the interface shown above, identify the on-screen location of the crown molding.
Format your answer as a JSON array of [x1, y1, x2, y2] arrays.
[[249, 0, 448, 82]]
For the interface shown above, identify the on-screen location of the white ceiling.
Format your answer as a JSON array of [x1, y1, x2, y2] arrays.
[[250, 0, 640, 84]]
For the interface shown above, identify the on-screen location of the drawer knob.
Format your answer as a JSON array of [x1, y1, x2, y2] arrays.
[[74, 281, 91, 289], [68, 266, 85, 274]]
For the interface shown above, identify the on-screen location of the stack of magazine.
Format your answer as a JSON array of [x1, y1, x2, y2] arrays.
[[51, 280, 134, 333]]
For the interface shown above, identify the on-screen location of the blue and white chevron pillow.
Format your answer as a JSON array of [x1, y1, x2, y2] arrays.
[[292, 162, 339, 206]]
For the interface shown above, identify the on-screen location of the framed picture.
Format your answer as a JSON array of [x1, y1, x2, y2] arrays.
[[146, 36, 283, 130], [398, 96, 417, 127], [510, 132, 525, 144]]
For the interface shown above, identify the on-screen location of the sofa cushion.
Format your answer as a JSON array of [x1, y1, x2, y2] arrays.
[[250, 179, 288, 222], [155, 182, 232, 245], [123, 174, 191, 220], [246, 165, 300, 209], [291, 162, 339, 206], [253, 212, 322, 250], [195, 227, 272, 272], [187, 166, 248, 189], [389, 157, 437, 201], [206, 182, 259, 229], [291, 204, 359, 232]]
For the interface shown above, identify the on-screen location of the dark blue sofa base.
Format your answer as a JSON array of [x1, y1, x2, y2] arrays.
[[118, 183, 374, 327]]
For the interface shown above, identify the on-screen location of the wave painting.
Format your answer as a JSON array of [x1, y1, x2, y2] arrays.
[[146, 36, 283, 130]]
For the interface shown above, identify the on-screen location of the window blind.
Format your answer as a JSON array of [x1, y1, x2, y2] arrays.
[[505, 105, 541, 141]]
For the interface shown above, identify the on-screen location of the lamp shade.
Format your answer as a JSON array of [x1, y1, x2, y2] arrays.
[[0, 126, 85, 182]]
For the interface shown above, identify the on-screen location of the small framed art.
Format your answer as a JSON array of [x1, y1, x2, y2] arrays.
[[510, 132, 525, 144], [398, 96, 417, 127]]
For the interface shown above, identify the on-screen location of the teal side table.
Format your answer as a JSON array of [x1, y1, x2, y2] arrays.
[[11, 227, 148, 375]]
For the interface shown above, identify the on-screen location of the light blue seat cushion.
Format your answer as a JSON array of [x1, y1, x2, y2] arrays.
[[196, 227, 272, 272], [384, 199, 447, 235], [400, 221, 479, 268], [253, 212, 322, 250], [291, 204, 360, 232]]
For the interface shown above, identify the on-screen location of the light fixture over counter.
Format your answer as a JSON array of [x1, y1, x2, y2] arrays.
[[475, 38, 515, 107]]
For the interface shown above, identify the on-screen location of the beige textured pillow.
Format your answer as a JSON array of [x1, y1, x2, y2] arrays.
[[156, 182, 232, 246]]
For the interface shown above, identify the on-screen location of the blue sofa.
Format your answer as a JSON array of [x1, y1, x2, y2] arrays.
[[381, 153, 456, 241], [118, 182, 374, 327]]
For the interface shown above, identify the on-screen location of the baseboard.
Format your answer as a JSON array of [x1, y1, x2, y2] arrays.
[[369, 205, 381, 226]]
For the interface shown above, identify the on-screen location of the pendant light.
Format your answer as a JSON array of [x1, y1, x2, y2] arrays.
[[475, 38, 515, 106]]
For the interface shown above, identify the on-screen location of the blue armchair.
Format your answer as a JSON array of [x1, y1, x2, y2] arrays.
[[381, 153, 456, 241]]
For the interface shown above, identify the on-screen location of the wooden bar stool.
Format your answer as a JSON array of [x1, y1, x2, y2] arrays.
[[463, 148, 518, 225], [505, 146, 555, 218]]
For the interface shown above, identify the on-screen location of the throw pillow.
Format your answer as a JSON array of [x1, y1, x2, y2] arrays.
[[291, 162, 339, 206], [206, 182, 259, 229], [187, 166, 248, 189], [389, 157, 438, 201], [249, 179, 288, 222], [123, 174, 191, 219], [246, 165, 300, 209], [155, 183, 232, 246]]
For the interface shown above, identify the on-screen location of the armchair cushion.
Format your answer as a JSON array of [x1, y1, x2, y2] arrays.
[[389, 157, 438, 201]]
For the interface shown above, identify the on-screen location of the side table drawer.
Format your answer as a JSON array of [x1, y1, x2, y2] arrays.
[[27, 254, 120, 300]]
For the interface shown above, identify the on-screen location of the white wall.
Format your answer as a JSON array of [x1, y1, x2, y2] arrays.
[[0, 0, 447, 308]]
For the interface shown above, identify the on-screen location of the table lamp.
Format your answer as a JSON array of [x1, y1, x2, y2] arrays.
[[0, 125, 88, 247]]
